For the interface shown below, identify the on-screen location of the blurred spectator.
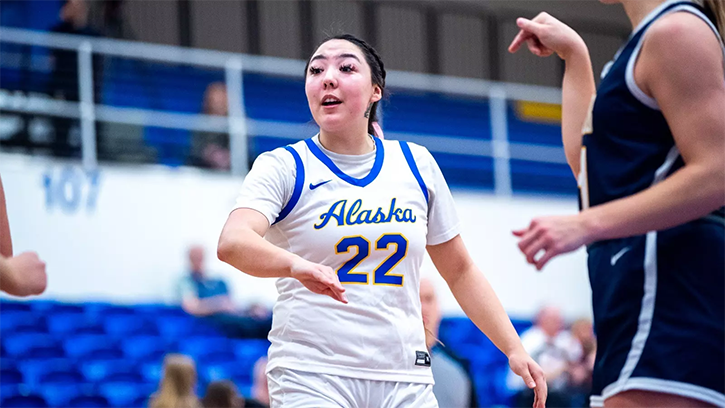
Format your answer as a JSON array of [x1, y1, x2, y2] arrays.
[[150, 354, 201, 408], [568, 318, 596, 407], [48, 0, 102, 158], [177, 245, 271, 339], [101, 0, 134, 39], [202, 380, 264, 408], [420, 278, 476, 408], [245, 357, 269, 408], [508, 306, 582, 407], [190, 82, 231, 170], [202, 380, 243, 408], [179, 245, 236, 316]]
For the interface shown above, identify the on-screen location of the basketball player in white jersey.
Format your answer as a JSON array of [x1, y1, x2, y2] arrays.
[[218, 34, 547, 408]]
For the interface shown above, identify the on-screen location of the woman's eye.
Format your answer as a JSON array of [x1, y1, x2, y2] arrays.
[[309, 67, 322, 75], [340, 64, 354, 73]]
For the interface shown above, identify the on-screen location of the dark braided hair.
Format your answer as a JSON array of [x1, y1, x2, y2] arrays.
[[305, 34, 386, 136]]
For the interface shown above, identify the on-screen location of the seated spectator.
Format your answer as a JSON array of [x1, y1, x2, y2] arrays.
[[177, 245, 271, 339], [202, 380, 264, 408], [568, 318, 596, 407], [245, 357, 269, 408], [202, 380, 243, 408], [190, 83, 231, 170], [48, 0, 102, 158], [150, 354, 201, 408], [420, 277, 476, 408], [508, 305, 581, 407]]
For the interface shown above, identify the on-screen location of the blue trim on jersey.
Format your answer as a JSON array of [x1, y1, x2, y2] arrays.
[[399, 141, 429, 204], [304, 137, 384, 187], [274, 146, 305, 225]]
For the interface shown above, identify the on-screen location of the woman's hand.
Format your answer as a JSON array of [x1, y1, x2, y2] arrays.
[[509, 351, 548, 408], [508, 12, 586, 60], [513, 214, 596, 270], [290, 258, 348, 303]]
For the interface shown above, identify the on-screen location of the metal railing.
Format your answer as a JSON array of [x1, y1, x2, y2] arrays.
[[0, 27, 566, 195]]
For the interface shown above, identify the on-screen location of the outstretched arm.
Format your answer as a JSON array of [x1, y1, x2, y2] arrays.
[[427, 235, 547, 408], [515, 13, 725, 269], [509, 13, 596, 177]]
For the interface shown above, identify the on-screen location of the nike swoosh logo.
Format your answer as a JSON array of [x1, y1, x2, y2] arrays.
[[309, 180, 331, 190], [611, 246, 632, 266]]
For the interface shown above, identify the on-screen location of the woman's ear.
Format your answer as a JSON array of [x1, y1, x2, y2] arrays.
[[371, 85, 382, 103]]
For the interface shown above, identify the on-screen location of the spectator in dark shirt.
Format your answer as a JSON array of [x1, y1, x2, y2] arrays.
[[190, 82, 231, 170], [48, 0, 101, 158], [177, 245, 271, 339]]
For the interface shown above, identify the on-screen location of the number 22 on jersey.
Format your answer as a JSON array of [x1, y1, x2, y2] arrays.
[[335, 233, 408, 287]]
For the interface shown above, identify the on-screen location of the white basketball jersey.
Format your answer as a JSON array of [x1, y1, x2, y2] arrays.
[[235, 136, 460, 384]]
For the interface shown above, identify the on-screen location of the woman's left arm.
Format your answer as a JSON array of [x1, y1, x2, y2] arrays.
[[427, 235, 547, 408], [516, 14, 725, 269]]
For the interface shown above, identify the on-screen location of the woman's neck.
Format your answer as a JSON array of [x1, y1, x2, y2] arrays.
[[621, 0, 668, 30], [318, 129, 374, 155]]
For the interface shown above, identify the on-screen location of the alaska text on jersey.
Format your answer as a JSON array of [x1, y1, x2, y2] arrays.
[[314, 198, 417, 229]]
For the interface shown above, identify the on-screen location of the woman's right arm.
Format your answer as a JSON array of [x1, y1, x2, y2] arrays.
[[218, 208, 298, 278], [217, 208, 348, 303], [509, 13, 596, 177]]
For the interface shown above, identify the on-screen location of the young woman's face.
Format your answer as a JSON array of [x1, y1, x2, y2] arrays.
[[305, 39, 381, 134]]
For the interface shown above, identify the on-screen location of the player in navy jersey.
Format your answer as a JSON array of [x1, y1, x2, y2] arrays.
[[509, 0, 724, 407], [218, 34, 546, 408]]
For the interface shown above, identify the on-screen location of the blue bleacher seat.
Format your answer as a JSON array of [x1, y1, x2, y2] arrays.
[[103, 314, 158, 337], [0, 311, 41, 332], [47, 312, 104, 336], [40, 369, 85, 384], [36, 368, 90, 407], [155, 315, 195, 339], [86, 348, 125, 360], [104, 371, 145, 384], [201, 361, 251, 384], [132, 394, 149, 408], [0, 383, 22, 401], [3, 333, 59, 356], [133, 304, 186, 318], [1, 394, 49, 407], [67, 394, 110, 408], [1, 368, 23, 384], [0, 301, 32, 312], [84, 303, 137, 317], [30, 301, 85, 315], [121, 335, 176, 360], [179, 336, 230, 359], [98, 381, 153, 408], [79, 359, 132, 382], [139, 362, 162, 384], [63, 334, 117, 358], [39, 383, 83, 407], [16, 358, 73, 388], [121, 335, 169, 360], [199, 350, 237, 365]]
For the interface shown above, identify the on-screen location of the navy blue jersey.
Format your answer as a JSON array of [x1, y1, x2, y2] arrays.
[[579, 2, 725, 406], [580, 0, 724, 220]]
